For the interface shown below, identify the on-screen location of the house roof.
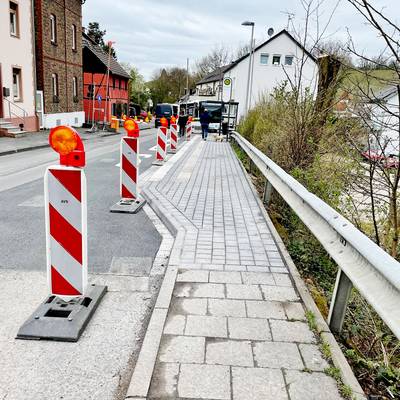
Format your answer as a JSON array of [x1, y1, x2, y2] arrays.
[[197, 64, 234, 85], [82, 33, 131, 79], [374, 85, 398, 100], [196, 29, 317, 85]]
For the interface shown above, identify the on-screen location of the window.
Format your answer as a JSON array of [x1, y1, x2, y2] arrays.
[[119, 79, 121, 89], [272, 55, 281, 65], [12, 68, 22, 101], [72, 76, 78, 97], [72, 24, 77, 50], [50, 14, 57, 44], [285, 56, 294, 66], [260, 53, 269, 65], [51, 73, 58, 97], [9, 2, 18, 37]]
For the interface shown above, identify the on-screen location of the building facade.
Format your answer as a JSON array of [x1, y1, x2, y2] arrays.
[[0, 0, 38, 135], [34, 0, 84, 128], [191, 30, 318, 119], [82, 33, 130, 124]]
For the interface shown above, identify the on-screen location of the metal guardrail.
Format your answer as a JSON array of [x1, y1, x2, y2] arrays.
[[232, 131, 400, 338]]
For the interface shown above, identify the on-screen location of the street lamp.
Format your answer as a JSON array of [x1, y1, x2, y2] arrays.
[[242, 21, 255, 113]]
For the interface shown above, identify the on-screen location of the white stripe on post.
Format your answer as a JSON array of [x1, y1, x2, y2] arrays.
[[44, 166, 87, 300]]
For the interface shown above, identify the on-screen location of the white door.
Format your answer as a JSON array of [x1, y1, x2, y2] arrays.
[[36, 90, 44, 129]]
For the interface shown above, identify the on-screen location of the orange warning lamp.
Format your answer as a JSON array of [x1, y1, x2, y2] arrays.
[[160, 117, 168, 128], [170, 116, 176, 124], [124, 118, 140, 138], [188, 116, 193, 122], [49, 126, 85, 167]]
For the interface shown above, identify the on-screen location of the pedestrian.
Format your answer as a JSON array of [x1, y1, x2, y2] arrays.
[[200, 108, 210, 140], [178, 110, 188, 137]]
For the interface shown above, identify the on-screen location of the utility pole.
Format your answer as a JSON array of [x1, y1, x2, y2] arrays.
[[103, 41, 114, 130], [186, 58, 189, 97], [242, 21, 255, 114]]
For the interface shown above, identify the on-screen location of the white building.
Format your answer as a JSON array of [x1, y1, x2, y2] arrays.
[[370, 86, 400, 155], [193, 29, 319, 119], [0, 0, 38, 135]]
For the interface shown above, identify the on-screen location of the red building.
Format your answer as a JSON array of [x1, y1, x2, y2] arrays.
[[82, 33, 130, 124]]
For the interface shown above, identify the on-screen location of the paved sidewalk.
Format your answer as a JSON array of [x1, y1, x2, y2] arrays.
[[129, 139, 344, 399], [0, 122, 152, 156]]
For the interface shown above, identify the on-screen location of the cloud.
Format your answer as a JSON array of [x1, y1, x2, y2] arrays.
[[83, 0, 400, 80]]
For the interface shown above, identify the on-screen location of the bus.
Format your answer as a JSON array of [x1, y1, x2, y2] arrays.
[[179, 100, 239, 133]]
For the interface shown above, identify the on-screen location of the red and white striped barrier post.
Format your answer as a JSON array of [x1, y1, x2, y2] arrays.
[[17, 126, 106, 341], [45, 127, 88, 299], [169, 115, 178, 153], [110, 119, 146, 213], [153, 117, 168, 165], [186, 116, 193, 141]]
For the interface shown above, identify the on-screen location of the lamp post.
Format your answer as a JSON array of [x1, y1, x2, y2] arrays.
[[242, 21, 255, 114]]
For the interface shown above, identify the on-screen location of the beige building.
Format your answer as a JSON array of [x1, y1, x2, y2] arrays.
[[0, 0, 38, 135]]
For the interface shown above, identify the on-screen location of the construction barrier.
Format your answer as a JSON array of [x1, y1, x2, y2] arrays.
[[169, 116, 177, 153], [110, 119, 146, 213], [186, 117, 192, 141], [45, 126, 87, 299], [17, 126, 107, 341], [154, 117, 168, 164]]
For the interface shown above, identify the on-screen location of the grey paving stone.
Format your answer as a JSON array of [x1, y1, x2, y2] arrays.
[[174, 282, 225, 298], [185, 315, 227, 338], [246, 300, 287, 319], [163, 315, 186, 335], [246, 266, 270, 273], [228, 317, 271, 340], [149, 362, 179, 398], [261, 285, 299, 301], [299, 344, 330, 371], [208, 299, 246, 317], [270, 320, 316, 343], [210, 271, 242, 284], [253, 341, 304, 369], [284, 302, 306, 320], [159, 336, 205, 364], [270, 267, 288, 273], [226, 284, 263, 300], [225, 264, 246, 272], [242, 272, 275, 285], [285, 370, 343, 400], [273, 273, 293, 287], [232, 367, 288, 400], [206, 339, 253, 367], [177, 270, 209, 283], [178, 363, 230, 400], [170, 298, 208, 315]]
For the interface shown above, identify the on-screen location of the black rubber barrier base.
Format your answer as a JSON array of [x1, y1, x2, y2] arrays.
[[110, 198, 146, 214], [16, 284, 107, 342]]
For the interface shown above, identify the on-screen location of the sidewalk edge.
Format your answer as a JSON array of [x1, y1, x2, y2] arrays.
[[125, 138, 199, 399], [236, 154, 366, 400]]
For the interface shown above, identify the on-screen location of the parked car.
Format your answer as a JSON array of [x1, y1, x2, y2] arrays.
[[361, 148, 385, 163], [383, 154, 399, 169], [154, 103, 178, 127]]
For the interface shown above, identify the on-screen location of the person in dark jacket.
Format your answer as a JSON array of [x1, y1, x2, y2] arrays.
[[200, 109, 210, 140], [178, 110, 188, 137]]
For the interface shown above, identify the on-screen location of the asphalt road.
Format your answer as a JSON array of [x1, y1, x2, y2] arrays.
[[0, 127, 164, 273]]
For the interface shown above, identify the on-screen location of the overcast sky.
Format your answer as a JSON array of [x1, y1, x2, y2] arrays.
[[83, 0, 399, 80]]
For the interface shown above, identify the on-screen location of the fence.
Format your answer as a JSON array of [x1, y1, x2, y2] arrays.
[[232, 131, 400, 339]]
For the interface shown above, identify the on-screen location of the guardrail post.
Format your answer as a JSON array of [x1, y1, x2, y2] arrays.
[[263, 180, 273, 205], [328, 268, 353, 334], [249, 158, 254, 174]]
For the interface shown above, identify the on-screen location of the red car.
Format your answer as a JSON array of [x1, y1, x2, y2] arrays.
[[361, 149, 385, 163]]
